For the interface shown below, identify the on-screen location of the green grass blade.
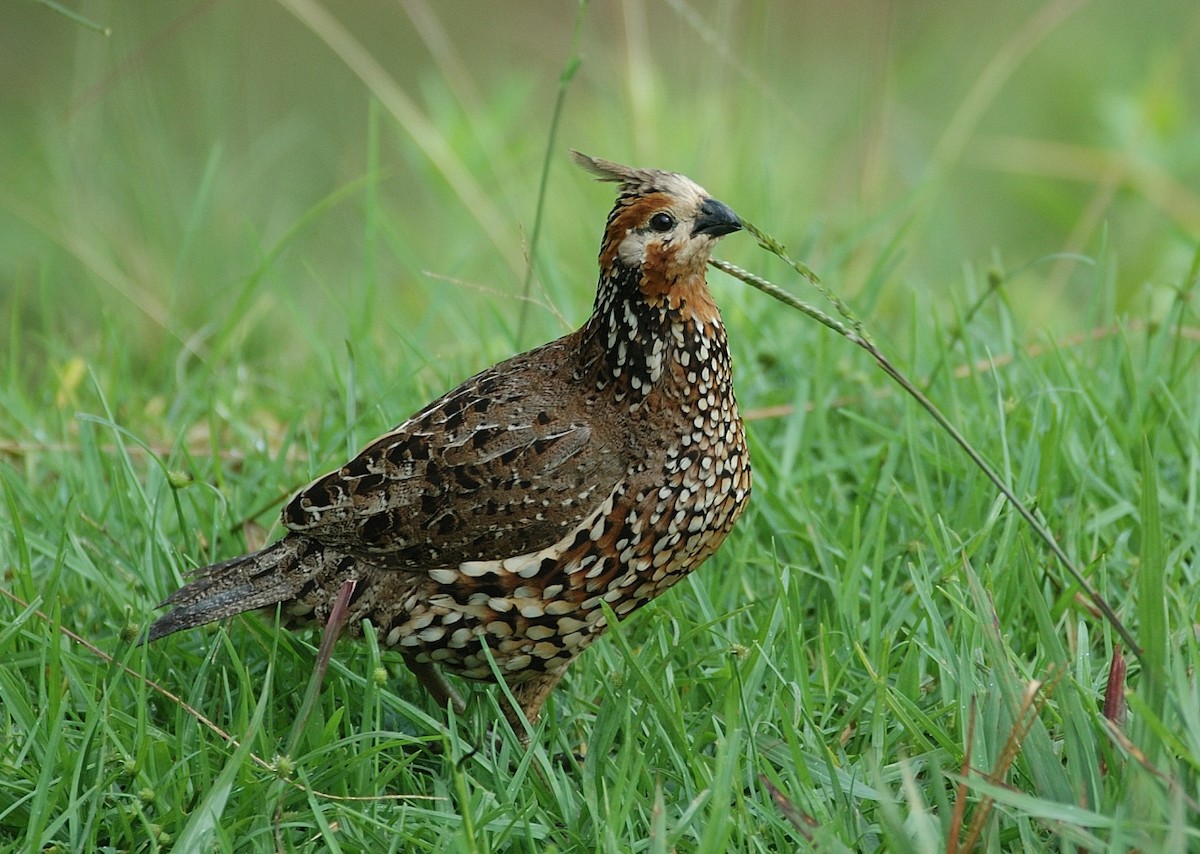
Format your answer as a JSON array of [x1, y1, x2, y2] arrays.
[[172, 664, 273, 851]]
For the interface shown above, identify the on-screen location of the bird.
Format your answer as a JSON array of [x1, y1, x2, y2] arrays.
[[148, 151, 752, 738]]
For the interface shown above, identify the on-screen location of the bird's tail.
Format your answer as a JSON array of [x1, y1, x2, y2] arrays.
[[147, 535, 330, 643]]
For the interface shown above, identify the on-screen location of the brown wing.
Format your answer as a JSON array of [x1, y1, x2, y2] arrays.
[[282, 338, 626, 569]]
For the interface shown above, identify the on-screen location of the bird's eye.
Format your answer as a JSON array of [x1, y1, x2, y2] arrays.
[[648, 212, 676, 233]]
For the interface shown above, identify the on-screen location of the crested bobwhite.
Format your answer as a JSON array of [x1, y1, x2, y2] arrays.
[[149, 151, 752, 736]]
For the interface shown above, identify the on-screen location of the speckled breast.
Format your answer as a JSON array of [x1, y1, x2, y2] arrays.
[[375, 450, 750, 683], [374, 314, 752, 683]]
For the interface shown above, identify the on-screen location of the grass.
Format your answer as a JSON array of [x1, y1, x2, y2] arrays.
[[3, 1, 1200, 851]]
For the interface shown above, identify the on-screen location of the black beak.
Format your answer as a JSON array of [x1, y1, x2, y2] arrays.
[[692, 197, 742, 238]]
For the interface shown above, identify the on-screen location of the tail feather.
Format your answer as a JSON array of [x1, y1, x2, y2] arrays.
[[147, 536, 318, 643]]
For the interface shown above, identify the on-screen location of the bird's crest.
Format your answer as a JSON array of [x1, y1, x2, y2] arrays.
[[571, 150, 688, 199]]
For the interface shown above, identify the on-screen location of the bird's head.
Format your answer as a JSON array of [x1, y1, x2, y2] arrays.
[[572, 151, 741, 309]]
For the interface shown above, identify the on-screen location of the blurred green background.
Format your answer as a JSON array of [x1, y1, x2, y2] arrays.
[[3, 0, 1197, 386]]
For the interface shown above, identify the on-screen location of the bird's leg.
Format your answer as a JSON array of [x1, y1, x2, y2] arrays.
[[502, 669, 568, 744], [404, 655, 466, 715]]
